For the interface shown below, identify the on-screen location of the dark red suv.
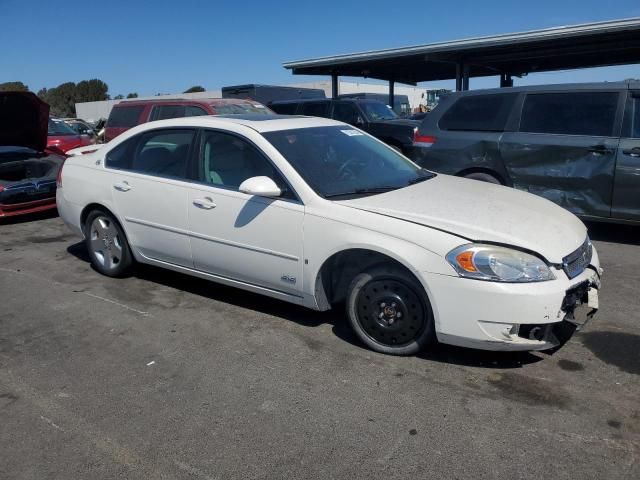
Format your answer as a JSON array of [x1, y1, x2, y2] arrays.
[[104, 98, 273, 142]]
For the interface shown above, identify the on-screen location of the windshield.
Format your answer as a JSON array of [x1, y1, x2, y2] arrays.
[[361, 102, 398, 121], [213, 103, 272, 115], [263, 126, 434, 198], [48, 119, 76, 136]]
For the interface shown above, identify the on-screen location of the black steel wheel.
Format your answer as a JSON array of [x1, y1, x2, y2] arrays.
[[346, 264, 434, 355]]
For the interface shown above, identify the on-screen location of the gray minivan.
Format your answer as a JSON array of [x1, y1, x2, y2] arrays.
[[406, 80, 640, 223]]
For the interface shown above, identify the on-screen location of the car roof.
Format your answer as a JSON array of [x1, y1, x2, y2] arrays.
[[123, 114, 345, 134], [444, 79, 640, 97], [113, 97, 261, 107]]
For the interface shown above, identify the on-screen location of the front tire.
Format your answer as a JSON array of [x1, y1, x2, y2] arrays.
[[84, 210, 133, 277], [346, 265, 435, 355]]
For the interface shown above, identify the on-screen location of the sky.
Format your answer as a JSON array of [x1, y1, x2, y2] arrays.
[[1, 0, 639, 97]]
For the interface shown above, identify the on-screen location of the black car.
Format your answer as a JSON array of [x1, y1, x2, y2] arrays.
[[406, 80, 640, 223], [270, 98, 420, 154]]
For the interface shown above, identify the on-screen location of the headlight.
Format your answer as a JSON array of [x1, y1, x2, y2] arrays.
[[446, 244, 555, 282]]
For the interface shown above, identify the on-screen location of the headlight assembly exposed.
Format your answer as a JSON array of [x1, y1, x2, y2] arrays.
[[446, 244, 555, 282]]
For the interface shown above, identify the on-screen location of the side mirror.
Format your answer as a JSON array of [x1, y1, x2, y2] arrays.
[[239, 176, 281, 198]]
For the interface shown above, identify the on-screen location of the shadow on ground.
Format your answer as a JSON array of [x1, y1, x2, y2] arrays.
[[0, 209, 59, 226], [580, 330, 640, 375], [586, 221, 640, 246], [68, 241, 545, 369]]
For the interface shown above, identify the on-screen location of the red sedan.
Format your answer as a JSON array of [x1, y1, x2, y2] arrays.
[[47, 118, 93, 153], [0, 93, 66, 218]]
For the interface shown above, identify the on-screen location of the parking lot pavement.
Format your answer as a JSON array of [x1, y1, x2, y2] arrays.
[[0, 213, 638, 480]]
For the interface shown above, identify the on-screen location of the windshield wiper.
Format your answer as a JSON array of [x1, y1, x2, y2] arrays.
[[324, 186, 399, 198]]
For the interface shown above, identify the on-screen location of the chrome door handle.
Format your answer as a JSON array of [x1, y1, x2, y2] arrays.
[[113, 181, 131, 192], [193, 197, 216, 209]]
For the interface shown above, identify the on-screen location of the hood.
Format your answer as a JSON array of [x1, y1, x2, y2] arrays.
[[0, 92, 49, 151], [339, 175, 587, 263]]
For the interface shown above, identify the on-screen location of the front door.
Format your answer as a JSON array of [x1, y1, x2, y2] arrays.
[[500, 91, 622, 218], [105, 128, 196, 267], [612, 91, 640, 221], [187, 129, 304, 297]]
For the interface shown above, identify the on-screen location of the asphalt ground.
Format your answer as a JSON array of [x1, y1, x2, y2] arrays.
[[0, 211, 638, 479]]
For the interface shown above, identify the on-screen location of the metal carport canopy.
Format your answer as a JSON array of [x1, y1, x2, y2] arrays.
[[282, 18, 640, 87]]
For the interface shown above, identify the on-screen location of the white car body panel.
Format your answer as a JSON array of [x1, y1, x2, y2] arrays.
[[57, 115, 601, 352]]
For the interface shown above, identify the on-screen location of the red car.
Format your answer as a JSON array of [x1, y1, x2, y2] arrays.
[[47, 118, 93, 153], [0, 92, 66, 218], [104, 98, 273, 142]]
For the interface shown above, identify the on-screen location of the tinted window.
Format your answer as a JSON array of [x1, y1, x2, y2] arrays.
[[439, 93, 518, 132], [211, 103, 272, 115], [185, 105, 208, 117], [107, 106, 144, 128], [263, 126, 433, 198], [151, 105, 186, 121], [520, 92, 619, 136], [332, 103, 360, 124], [48, 119, 76, 136], [198, 131, 292, 198], [300, 102, 330, 117], [622, 94, 640, 138], [106, 129, 195, 178], [270, 103, 298, 115]]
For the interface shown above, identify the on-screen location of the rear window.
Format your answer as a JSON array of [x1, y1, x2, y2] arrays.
[[270, 103, 298, 115], [520, 92, 619, 137], [107, 106, 144, 128], [439, 93, 518, 132], [300, 102, 330, 117]]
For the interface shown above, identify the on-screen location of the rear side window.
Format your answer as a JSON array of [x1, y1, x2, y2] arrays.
[[271, 103, 298, 115], [621, 93, 640, 138], [520, 92, 619, 137], [439, 93, 518, 132], [300, 102, 330, 117], [107, 106, 144, 127], [106, 129, 195, 179], [332, 102, 360, 124]]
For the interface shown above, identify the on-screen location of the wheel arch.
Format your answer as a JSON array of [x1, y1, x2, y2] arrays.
[[456, 167, 509, 186], [80, 203, 131, 246], [312, 246, 430, 311]]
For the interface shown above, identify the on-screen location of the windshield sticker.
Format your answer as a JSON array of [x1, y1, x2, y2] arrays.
[[253, 104, 265, 108], [341, 129, 363, 136]]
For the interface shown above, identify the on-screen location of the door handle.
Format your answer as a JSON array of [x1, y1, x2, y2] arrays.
[[113, 181, 131, 192], [622, 147, 640, 158], [193, 197, 216, 210]]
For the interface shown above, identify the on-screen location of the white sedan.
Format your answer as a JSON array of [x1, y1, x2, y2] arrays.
[[57, 114, 602, 355]]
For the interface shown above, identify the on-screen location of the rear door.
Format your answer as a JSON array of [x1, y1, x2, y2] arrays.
[[500, 90, 623, 218], [299, 101, 331, 119], [105, 128, 196, 267], [612, 90, 640, 221]]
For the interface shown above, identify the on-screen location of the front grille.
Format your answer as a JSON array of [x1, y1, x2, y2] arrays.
[[562, 237, 592, 279]]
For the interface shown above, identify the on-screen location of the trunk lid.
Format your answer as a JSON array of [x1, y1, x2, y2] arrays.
[[0, 92, 49, 152]]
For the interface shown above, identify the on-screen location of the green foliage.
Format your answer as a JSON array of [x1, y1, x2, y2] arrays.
[[0, 81, 29, 92], [114, 94, 125, 100], [126, 92, 139, 98], [183, 85, 206, 93], [37, 79, 110, 117]]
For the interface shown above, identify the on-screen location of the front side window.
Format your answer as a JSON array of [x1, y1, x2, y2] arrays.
[[520, 92, 619, 137], [263, 126, 434, 198], [185, 106, 208, 117], [211, 103, 271, 115], [439, 93, 518, 132], [332, 103, 360, 124], [198, 130, 292, 198], [105, 129, 195, 179], [151, 105, 186, 121]]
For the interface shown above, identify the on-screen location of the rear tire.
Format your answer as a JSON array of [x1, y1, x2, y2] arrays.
[[346, 264, 435, 355], [84, 210, 133, 277], [463, 172, 502, 185]]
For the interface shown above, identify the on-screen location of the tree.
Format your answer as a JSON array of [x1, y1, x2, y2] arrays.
[[0, 81, 29, 92], [114, 94, 125, 100], [36, 79, 110, 117], [126, 92, 138, 98], [183, 85, 205, 93]]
